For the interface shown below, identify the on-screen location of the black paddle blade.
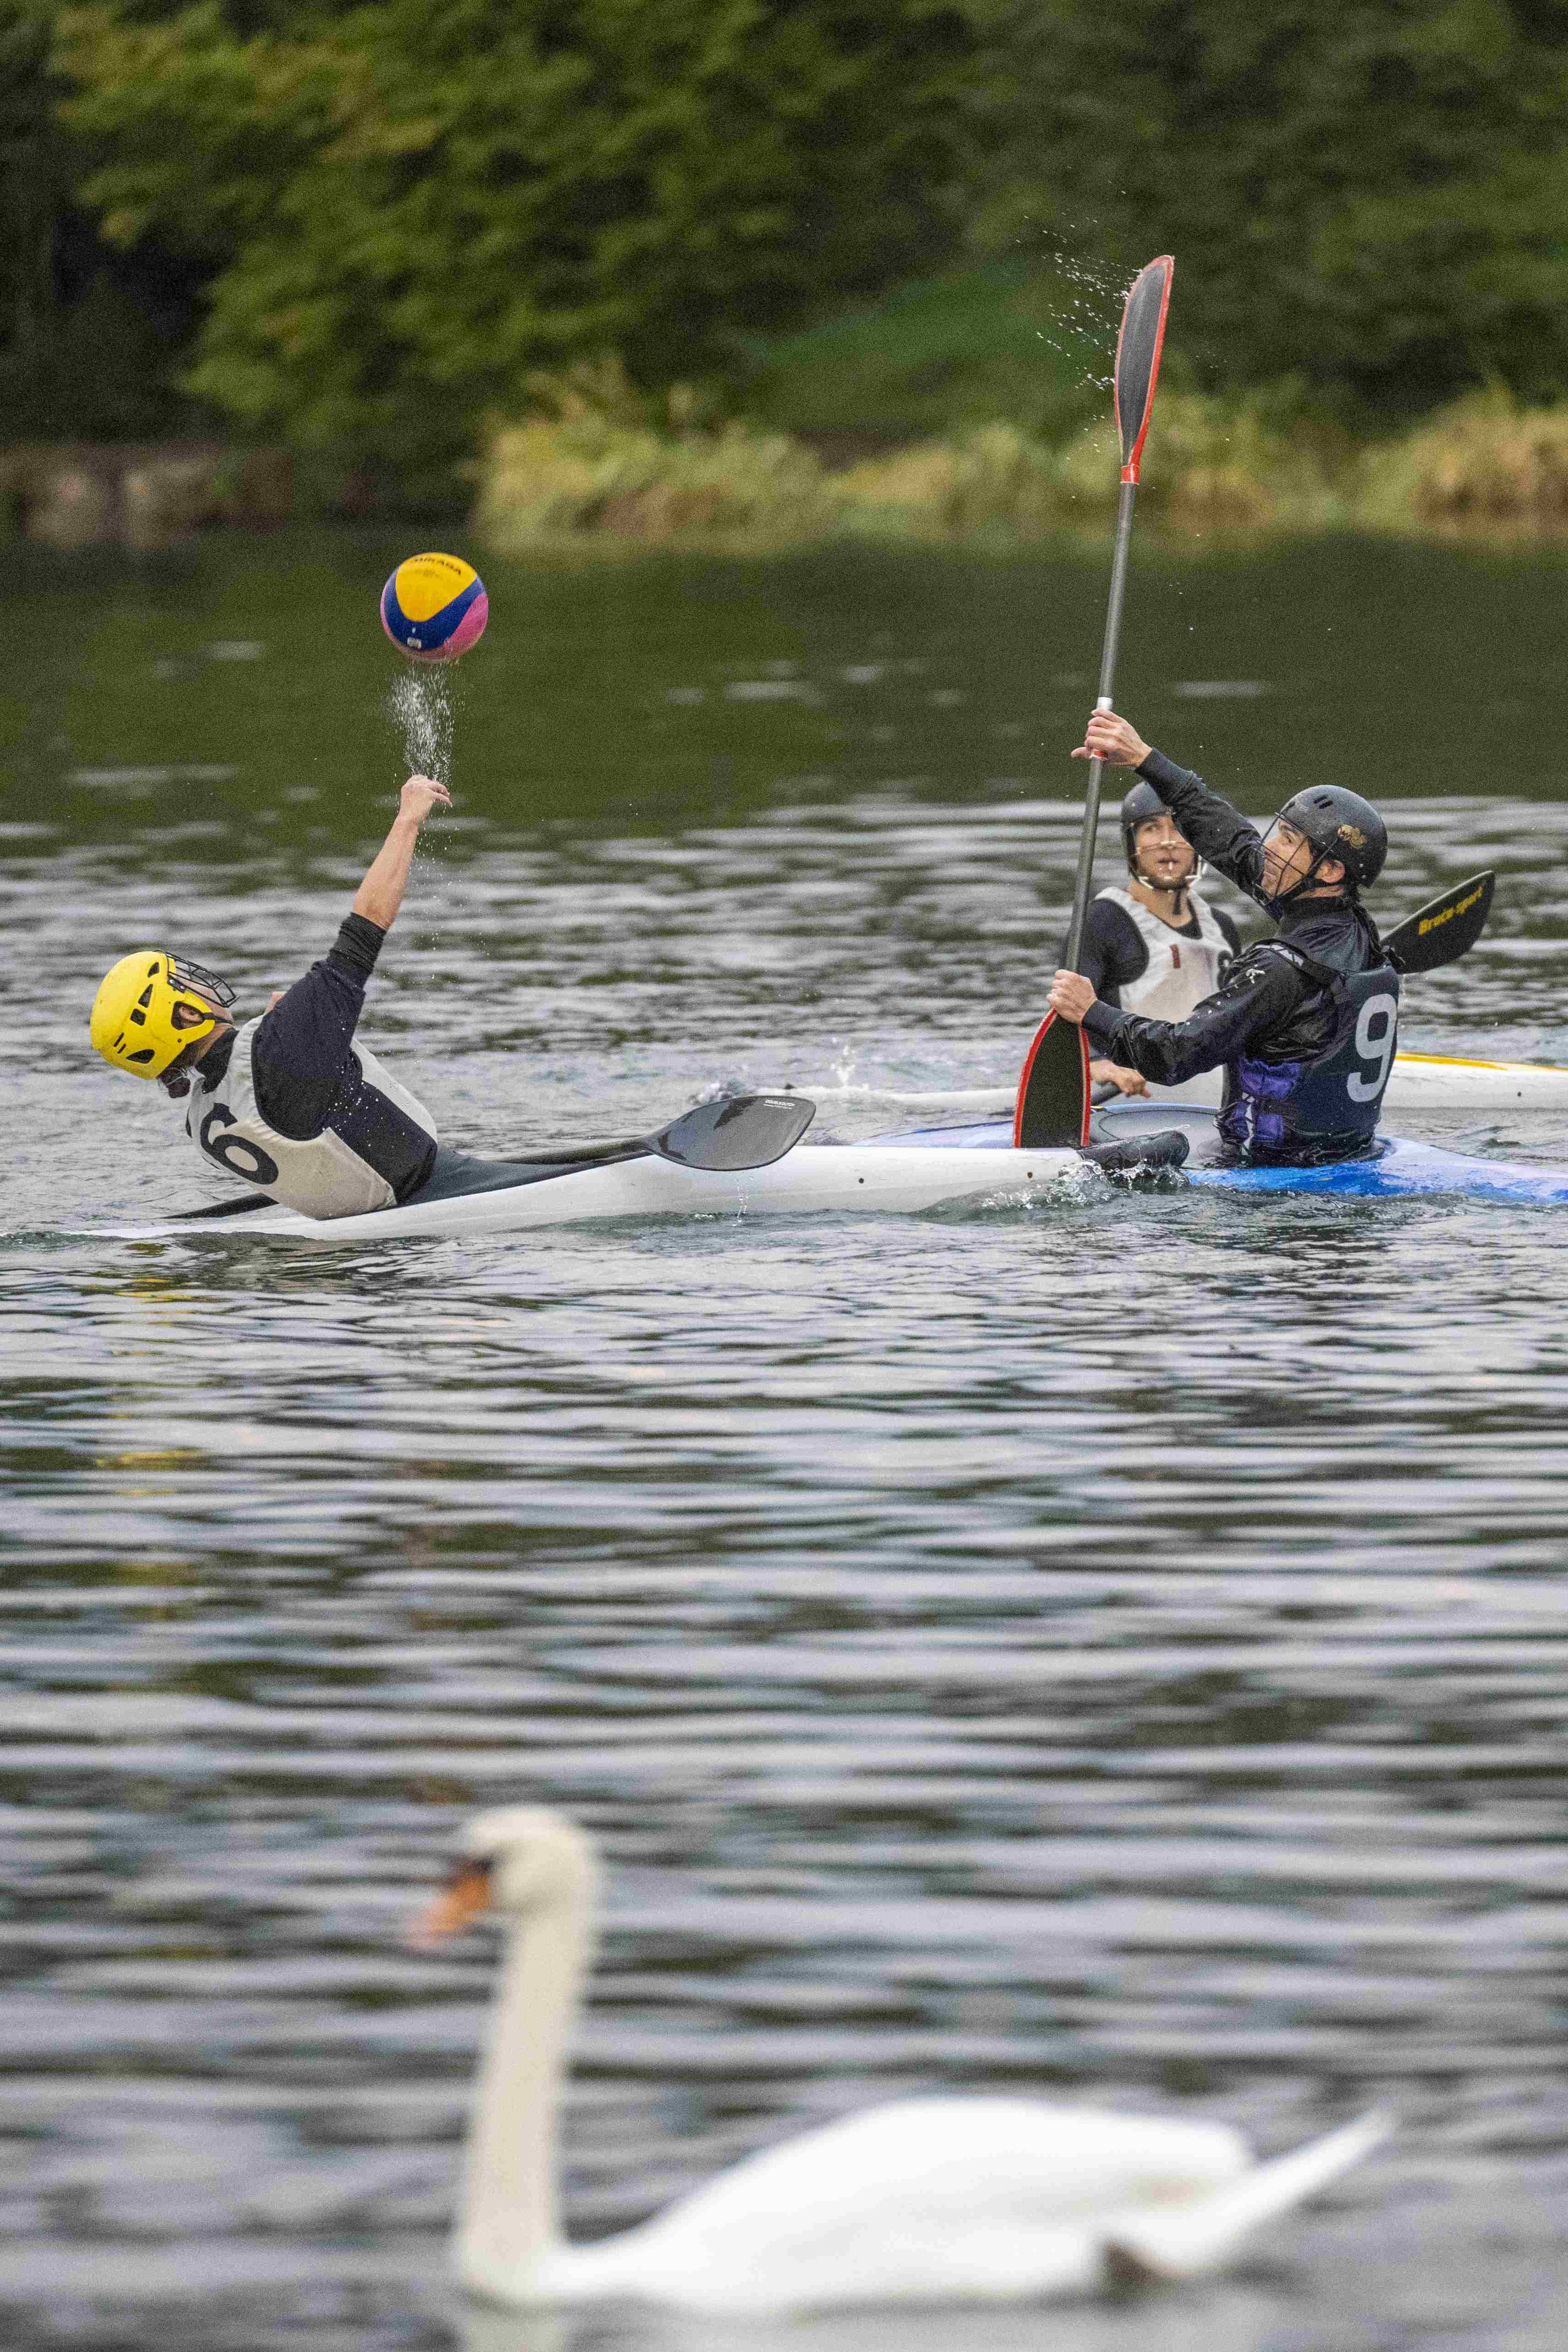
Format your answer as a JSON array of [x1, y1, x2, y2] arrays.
[[1114, 255, 1174, 485], [653, 1093, 815, 1171], [1014, 1014, 1091, 1149], [1384, 871, 1494, 974]]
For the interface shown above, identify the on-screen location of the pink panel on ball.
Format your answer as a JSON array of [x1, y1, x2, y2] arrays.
[[442, 589, 488, 660]]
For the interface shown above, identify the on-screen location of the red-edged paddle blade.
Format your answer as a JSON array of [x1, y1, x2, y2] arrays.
[[1015, 1012, 1091, 1149], [1114, 256, 1174, 486]]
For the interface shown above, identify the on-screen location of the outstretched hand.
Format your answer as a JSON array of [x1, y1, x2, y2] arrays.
[[1071, 710, 1151, 770], [353, 777, 453, 931], [400, 775, 451, 824]]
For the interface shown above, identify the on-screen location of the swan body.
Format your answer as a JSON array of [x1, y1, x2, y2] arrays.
[[433, 1806, 1388, 2315]]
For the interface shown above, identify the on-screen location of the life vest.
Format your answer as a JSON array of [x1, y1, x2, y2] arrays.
[[1098, 886, 1232, 1019], [1218, 954, 1400, 1162], [185, 1017, 438, 1217]]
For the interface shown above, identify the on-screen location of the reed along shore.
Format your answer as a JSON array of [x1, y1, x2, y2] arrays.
[[472, 390, 1568, 556]]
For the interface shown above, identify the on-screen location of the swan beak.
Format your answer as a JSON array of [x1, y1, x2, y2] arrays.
[[407, 1860, 494, 1950]]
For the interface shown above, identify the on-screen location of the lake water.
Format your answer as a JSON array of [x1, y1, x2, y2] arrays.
[[4, 529, 1568, 2352]]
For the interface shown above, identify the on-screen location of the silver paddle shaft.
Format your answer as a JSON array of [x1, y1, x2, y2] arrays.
[[1064, 477, 1139, 972]]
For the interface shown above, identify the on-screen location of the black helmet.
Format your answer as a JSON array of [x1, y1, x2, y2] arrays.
[[1120, 780, 1197, 889], [1271, 786, 1387, 893]]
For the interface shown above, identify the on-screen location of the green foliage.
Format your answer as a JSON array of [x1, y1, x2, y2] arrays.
[[971, 0, 1568, 410], [1057, 386, 1351, 531], [1357, 389, 1568, 531], [53, 0, 980, 489], [830, 422, 1071, 540], [22, 0, 1568, 488], [475, 379, 1568, 550], [1, 0, 206, 436], [732, 259, 1107, 447], [479, 412, 832, 549]]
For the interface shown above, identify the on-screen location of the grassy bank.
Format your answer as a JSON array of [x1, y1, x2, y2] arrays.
[[13, 386, 1563, 557], [474, 381, 1568, 554]]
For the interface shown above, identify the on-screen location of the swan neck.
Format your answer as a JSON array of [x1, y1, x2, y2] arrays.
[[458, 1858, 595, 2285]]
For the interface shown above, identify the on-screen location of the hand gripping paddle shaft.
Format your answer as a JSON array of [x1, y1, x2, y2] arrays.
[[1063, 255, 1174, 977]]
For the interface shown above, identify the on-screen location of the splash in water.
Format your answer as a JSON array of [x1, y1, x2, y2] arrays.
[[389, 666, 454, 782]]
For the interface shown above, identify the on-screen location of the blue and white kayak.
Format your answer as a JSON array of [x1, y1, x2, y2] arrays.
[[870, 1107, 1568, 1205]]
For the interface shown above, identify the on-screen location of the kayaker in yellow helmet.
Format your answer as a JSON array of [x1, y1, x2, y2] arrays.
[[89, 776, 477, 1219]]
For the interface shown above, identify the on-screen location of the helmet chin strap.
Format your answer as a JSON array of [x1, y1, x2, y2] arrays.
[[1131, 856, 1198, 911], [1266, 851, 1349, 910], [1260, 815, 1355, 910]]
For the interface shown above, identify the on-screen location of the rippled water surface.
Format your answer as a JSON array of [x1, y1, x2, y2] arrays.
[[5, 532, 1568, 2352]]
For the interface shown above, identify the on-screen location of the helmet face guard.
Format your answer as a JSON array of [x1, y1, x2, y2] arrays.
[[1264, 787, 1387, 902], [1120, 780, 1198, 894], [90, 950, 236, 1084], [167, 955, 236, 1011]]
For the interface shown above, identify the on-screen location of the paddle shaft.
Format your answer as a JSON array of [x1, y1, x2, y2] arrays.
[[1064, 479, 1139, 971]]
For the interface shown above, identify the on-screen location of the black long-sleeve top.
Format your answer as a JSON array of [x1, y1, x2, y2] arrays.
[[196, 913, 387, 1135], [1080, 751, 1384, 1087]]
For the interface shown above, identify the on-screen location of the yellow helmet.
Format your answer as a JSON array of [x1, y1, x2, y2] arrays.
[[90, 950, 236, 1083]]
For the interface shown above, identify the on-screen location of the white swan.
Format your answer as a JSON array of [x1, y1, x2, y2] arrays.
[[415, 1806, 1388, 2315]]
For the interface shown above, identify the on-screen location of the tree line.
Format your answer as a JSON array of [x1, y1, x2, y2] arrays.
[[5, 0, 1568, 500]]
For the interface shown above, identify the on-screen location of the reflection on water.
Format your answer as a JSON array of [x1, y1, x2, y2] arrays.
[[454, 2288, 1286, 2352], [3, 534, 1568, 2352]]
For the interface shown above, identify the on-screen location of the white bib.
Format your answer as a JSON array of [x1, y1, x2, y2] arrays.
[[186, 1016, 438, 1218], [1100, 886, 1233, 1019]]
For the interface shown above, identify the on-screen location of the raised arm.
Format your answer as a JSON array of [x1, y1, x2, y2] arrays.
[[1073, 710, 1268, 905], [353, 775, 452, 931]]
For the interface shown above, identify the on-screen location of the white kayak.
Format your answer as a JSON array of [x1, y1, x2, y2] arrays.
[[1177, 1050, 1568, 1111], [124, 1142, 1087, 1242]]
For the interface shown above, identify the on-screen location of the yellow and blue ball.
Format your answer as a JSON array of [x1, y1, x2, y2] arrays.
[[380, 552, 488, 663]]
